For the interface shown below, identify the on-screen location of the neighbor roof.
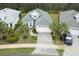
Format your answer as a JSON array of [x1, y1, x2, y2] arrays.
[[0, 8, 21, 24], [23, 9, 52, 26], [59, 10, 79, 30], [75, 13, 79, 18]]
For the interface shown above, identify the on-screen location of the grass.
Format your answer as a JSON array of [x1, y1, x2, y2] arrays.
[[49, 14, 59, 22], [56, 48, 64, 56], [16, 36, 37, 44], [0, 48, 35, 56], [0, 40, 8, 45], [16, 30, 37, 44], [21, 12, 27, 18], [53, 40, 64, 46]]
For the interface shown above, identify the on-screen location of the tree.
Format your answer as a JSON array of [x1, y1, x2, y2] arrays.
[[51, 22, 68, 42], [0, 21, 10, 40]]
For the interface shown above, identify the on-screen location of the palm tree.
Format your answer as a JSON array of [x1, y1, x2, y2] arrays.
[[51, 22, 68, 42], [59, 23, 68, 34], [0, 21, 9, 39]]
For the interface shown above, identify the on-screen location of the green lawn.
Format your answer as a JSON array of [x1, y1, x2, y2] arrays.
[[50, 14, 59, 22], [56, 48, 64, 56], [21, 13, 27, 18], [0, 48, 35, 56]]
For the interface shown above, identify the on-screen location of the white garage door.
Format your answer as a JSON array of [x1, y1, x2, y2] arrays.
[[69, 29, 79, 35], [36, 26, 52, 33]]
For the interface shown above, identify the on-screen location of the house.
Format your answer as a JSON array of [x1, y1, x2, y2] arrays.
[[59, 10, 79, 37], [0, 8, 21, 29], [22, 9, 52, 33], [74, 13, 79, 22]]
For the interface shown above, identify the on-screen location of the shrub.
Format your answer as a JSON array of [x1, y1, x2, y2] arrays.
[[23, 35, 28, 39], [32, 28, 37, 34], [32, 36, 37, 40], [6, 34, 18, 43], [2, 35, 7, 40]]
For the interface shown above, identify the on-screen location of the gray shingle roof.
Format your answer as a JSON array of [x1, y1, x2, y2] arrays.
[[22, 9, 52, 27], [59, 10, 79, 29], [23, 12, 33, 23], [35, 9, 52, 26]]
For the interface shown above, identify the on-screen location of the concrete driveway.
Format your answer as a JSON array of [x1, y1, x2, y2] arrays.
[[63, 35, 79, 56], [37, 33, 53, 44], [32, 32, 58, 55]]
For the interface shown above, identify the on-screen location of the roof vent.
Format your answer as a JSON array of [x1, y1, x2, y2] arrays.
[[31, 11, 40, 19]]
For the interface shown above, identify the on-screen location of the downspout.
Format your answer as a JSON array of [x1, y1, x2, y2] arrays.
[[33, 19, 36, 28]]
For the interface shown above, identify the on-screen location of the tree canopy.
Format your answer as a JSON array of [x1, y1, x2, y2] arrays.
[[0, 3, 79, 13]]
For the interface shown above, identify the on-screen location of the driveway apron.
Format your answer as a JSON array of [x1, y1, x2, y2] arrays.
[[32, 32, 58, 55]]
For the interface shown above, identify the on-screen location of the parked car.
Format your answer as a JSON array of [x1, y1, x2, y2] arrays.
[[61, 32, 73, 45]]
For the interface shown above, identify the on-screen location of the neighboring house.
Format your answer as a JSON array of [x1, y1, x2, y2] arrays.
[[0, 8, 21, 29], [59, 10, 79, 37], [22, 9, 52, 33]]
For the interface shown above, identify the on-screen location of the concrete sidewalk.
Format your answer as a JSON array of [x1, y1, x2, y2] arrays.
[[0, 44, 59, 49]]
